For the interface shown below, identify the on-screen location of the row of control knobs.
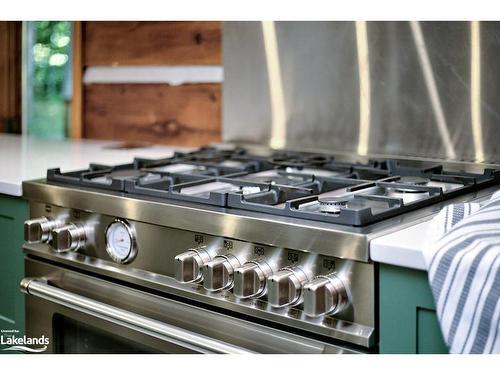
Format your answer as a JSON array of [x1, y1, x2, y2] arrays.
[[24, 217, 350, 318], [175, 248, 350, 318], [24, 217, 86, 252]]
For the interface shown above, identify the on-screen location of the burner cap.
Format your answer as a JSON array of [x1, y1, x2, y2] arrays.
[[393, 176, 431, 193], [270, 153, 332, 169], [398, 176, 430, 185], [185, 147, 246, 162], [271, 156, 307, 169], [306, 154, 332, 166], [318, 197, 349, 214]]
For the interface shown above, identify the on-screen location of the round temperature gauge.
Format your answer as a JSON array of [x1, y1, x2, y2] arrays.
[[105, 219, 137, 264]]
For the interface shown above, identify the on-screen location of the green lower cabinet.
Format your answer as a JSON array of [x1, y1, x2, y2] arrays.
[[0, 194, 28, 342], [379, 263, 448, 353]]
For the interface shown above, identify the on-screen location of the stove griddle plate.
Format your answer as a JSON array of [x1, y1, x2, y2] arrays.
[[46, 147, 500, 226]]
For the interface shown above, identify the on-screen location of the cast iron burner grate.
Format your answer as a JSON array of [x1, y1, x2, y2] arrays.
[[47, 148, 270, 192], [46, 147, 500, 226]]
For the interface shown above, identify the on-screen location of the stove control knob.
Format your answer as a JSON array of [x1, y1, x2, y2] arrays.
[[303, 273, 350, 317], [174, 248, 212, 283], [203, 254, 242, 291], [233, 260, 273, 299], [267, 266, 309, 308], [51, 223, 86, 253], [24, 216, 58, 243]]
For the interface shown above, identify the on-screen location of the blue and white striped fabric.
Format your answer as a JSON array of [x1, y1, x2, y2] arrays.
[[423, 190, 500, 354]]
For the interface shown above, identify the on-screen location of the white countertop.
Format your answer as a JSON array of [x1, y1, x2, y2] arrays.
[[0, 134, 190, 196], [370, 187, 498, 270], [370, 220, 431, 271]]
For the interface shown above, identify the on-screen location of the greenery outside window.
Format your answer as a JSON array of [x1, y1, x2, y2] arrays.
[[26, 21, 72, 139]]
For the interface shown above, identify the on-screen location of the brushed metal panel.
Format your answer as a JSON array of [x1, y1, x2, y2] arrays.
[[223, 22, 271, 143], [223, 21, 500, 163], [25, 258, 361, 353], [23, 198, 377, 342]]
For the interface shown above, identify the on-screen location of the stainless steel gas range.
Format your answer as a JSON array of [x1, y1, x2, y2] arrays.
[[20, 146, 500, 353]]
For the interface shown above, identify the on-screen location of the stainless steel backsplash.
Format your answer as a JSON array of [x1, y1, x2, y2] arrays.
[[223, 21, 500, 163]]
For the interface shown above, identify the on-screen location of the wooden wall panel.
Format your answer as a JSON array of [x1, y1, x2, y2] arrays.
[[83, 21, 222, 66], [79, 21, 223, 146], [84, 83, 221, 146], [0, 22, 22, 133]]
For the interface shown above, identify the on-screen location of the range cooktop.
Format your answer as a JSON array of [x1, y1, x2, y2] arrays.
[[46, 146, 500, 226]]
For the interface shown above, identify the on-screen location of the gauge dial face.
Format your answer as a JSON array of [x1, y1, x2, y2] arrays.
[[105, 220, 136, 263]]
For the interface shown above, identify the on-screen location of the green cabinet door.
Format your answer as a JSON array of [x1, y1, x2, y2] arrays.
[[0, 194, 27, 337], [379, 263, 449, 353]]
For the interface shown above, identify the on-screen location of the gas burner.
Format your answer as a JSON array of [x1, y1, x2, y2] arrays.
[[270, 153, 332, 169], [393, 176, 431, 193], [398, 176, 430, 185], [183, 147, 246, 162], [318, 197, 350, 214], [240, 170, 314, 186], [271, 156, 308, 168], [185, 153, 227, 163], [307, 155, 333, 166]]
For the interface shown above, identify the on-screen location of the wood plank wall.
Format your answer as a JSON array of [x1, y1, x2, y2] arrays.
[[78, 21, 222, 147], [0, 22, 22, 134]]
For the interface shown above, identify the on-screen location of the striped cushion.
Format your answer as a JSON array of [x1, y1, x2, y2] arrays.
[[423, 190, 500, 353]]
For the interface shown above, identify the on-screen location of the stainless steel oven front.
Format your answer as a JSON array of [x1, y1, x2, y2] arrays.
[[21, 179, 381, 354], [22, 257, 359, 354]]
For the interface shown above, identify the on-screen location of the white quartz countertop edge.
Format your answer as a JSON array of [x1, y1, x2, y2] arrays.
[[0, 134, 191, 197], [370, 220, 430, 271]]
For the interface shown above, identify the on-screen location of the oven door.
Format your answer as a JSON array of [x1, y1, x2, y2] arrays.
[[22, 258, 359, 354]]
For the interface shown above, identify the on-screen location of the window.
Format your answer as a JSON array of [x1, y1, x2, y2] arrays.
[[25, 21, 72, 138]]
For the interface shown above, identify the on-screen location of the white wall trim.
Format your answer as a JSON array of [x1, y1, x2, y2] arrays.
[[83, 65, 224, 85]]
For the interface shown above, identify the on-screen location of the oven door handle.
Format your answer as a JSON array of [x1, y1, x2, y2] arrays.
[[20, 278, 253, 354]]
